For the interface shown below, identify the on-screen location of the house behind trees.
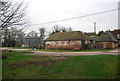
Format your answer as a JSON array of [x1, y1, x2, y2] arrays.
[[16, 37, 44, 48]]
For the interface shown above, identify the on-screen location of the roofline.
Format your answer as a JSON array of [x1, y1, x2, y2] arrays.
[[16, 38, 41, 39], [44, 39, 90, 41], [96, 41, 118, 42]]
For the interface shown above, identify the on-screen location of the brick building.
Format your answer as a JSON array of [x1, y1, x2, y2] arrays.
[[96, 32, 118, 49], [44, 31, 92, 50]]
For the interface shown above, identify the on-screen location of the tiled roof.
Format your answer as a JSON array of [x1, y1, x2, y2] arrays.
[[98, 32, 118, 42]]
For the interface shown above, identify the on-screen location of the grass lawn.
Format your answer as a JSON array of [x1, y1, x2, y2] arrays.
[[39, 48, 113, 52], [3, 51, 33, 55], [3, 47, 31, 49], [2, 51, 119, 79], [41, 55, 119, 79], [2, 51, 33, 64]]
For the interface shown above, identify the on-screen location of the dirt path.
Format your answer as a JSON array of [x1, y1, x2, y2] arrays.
[[1, 48, 119, 56], [25, 49, 120, 56], [0, 48, 30, 52]]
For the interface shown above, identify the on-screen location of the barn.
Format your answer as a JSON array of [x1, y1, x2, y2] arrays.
[[96, 32, 118, 49], [44, 31, 92, 50]]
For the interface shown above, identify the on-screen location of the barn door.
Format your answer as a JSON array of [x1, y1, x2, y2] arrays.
[[81, 40, 85, 49]]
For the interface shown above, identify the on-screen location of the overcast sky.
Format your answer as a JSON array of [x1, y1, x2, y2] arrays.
[[23, 0, 120, 33]]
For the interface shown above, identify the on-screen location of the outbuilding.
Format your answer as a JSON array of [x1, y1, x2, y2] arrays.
[[96, 32, 118, 49], [44, 31, 92, 50]]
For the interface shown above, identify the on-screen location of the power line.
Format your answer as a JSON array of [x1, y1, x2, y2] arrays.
[[28, 8, 119, 26]]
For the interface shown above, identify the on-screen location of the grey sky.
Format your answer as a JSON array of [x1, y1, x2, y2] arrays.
[[24, 0, 120, 33]]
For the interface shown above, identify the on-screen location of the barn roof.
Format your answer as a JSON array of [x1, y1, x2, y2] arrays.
[[98, 32, 118, 42], [45, 31, 90, 41]]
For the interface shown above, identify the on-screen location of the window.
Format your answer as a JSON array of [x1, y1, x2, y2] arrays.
[[66, 41, 70, 44], [117, 34, 120, 39]]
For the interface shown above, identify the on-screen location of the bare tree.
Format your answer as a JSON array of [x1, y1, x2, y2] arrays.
[[39, 28, 46, 48], [67, 27, 72, 31], [39, 28, 46, 37], [53, 25, 61, 33], [60, 27, 67, 32], [27, 30, 38, 38], [2, 27, 25, 47], [0, 0, 29, 47], [61, 26, 72, 32], [50, 25, 73, 35], [0, 0, 28, 29], [49, 25, 61, 35]]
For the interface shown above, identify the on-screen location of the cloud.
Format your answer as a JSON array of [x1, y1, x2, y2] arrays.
[[24, 0, 119, 33]]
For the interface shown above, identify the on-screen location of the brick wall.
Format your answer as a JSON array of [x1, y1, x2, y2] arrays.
[[45, 40, 82, 50], [96, 42, 118, 49]]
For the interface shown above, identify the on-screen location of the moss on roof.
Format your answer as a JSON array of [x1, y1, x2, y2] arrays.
[[45, 31, 90, 41]]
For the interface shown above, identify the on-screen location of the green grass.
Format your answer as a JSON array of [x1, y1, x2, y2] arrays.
[[39, 48, 113, 52], [2, 53, 57, 79], [38, 55, 119, 79], [2, 51, 33, 64], [2, 51, 119, 79], [2, 51, 33, 56], [3, 47, 31, 49]]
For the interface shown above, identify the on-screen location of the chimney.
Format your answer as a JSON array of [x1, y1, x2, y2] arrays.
[[94, 22, 96, 35]]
